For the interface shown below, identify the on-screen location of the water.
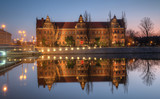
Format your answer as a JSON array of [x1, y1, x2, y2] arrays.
[[0, 54, 160, 99]]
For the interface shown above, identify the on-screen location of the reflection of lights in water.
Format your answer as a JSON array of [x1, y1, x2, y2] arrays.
[[32, 66, 34, 71], [0, 60, 6, 65], [59, 56, 62, 59], [71, 57, 74, 60], [65, 48, 68, 51], [23, 75, 27, 80], [25, 68, 27, 73], [2, 85, 8, 92], [20, 75, 23, 80], [48, 56, 50, 59], [83, 57, 85, 60], [88, 57, 91, 60]]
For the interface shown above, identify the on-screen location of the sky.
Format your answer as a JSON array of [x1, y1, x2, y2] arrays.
[[0, 0, 160, 40]]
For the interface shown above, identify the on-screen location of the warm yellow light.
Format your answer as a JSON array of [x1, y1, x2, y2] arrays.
[[2, 85, 7, 92], [54, 56, 56, 59], [48, 56, 50, 59], [94, 46, 96, 49], [65, 48, 68, 51], [53, 49, 56, 51], [59, 56, 62, 59], [20, 75, 23, 80], [23, 31, 26, 34], [128, 43, 131, 46], [18, 30, 22, 34], [32, 66, 34, 71], [100, 58, 102, 60], [23, 75, 27, 80], [32, 36, 33, 38], [77, 47, 79, 50], [2, 24, 6, 28], [82, 47, 85, 50], [65, 57, 68, 59], [88, 47, 91, 49], [24, 34, 26, 37], [59, 48, 62, 51], [71, 57, 74, 60], [42, 56, 44, 59], [25, 68, 27, 73], [94, 57, 97, 60], [42, 49, 44, 52], [83, 57, 85, 60], [71, 48, 74, 50], [47, 49, 50, 52], [77, 57, 80, 60], [88, 57, 91, 60]]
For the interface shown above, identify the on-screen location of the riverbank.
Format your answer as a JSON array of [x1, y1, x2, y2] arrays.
[[36, 47, 160, 54]]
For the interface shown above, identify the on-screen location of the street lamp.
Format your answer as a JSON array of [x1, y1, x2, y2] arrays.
[[18, 30, 26, 45], [1, 24, 6, 30]]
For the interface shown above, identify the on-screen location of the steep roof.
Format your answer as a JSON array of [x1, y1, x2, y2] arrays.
[[36, 19, 124, 29]]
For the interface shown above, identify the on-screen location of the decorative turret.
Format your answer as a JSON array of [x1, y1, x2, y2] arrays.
[[45, 16, 51, 23], [78, 15, 84, 23]]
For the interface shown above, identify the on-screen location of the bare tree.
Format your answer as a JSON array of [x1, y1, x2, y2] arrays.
[[126, 29, 139, 38], [83, 11, 91, 45], [139, 17, 154, 37]]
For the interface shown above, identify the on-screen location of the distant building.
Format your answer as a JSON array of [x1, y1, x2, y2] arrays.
[[0, 29, 12, 45], [36, 15, 126, 47]]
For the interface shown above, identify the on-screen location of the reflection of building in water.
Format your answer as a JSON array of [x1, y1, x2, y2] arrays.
[[37, 58, 127, 91]]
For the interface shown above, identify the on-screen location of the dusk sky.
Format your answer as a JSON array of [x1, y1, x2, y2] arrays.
[[0, 0, 160, 40]]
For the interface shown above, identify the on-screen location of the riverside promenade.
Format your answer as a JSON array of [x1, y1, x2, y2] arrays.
[[36, 47, 160, 54]]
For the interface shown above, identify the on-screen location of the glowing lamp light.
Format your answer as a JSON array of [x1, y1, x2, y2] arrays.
[[77, 47, 79, 50], [48, 56, 50, 59], [65, 48, 68, 51], [65, 57, 68, 59], [71, 48, 74, 50], [47, 49, 50, 52], [71, 57, 74, 60], [25, 68, 27, 73], [2, 85, 8, 92], [59, 48, 62, 51], [54, 56, 56, 59], [32, 66, 34, 71], [1, 24, 6, 29], [100, 58, 102, 60], [53, 49, 56, 51], [94, 57, 97, 60], [20, 75, 23, 80], [82, 47, 85, 50], [88, 57, 91, 60], [77, 57, 80, 60], [59, 56, 62, 59], [88, 47, 91, 49], [83, 57, 85, 60], [23, 75, 27, 80]]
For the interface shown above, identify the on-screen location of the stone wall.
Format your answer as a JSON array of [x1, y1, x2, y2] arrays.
[[36, 47, 160, 54]]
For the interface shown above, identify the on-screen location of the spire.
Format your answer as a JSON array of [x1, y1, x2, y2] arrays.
[[113, 15, 117, 19], [78, 14, 84, 23], [80, 82, 86, 90], [45, 15, 50, 22], [47, 84, 52, 91]]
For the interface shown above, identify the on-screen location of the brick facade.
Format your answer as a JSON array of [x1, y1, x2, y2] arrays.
[[36, 15, 125, 47]]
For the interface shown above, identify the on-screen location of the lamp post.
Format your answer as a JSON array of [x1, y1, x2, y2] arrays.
[[18, 30, 26, 45]]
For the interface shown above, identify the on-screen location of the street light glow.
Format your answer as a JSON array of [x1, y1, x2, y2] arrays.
[[1, 24, 6, 29]]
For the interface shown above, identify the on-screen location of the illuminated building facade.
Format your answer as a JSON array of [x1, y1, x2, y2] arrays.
[[36, 15, 126, 47], [0, 29, 12, 45], [37, 58, 127, 91]]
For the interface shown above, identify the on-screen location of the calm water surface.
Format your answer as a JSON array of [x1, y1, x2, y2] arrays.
[[0, 55, 160, 99]]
